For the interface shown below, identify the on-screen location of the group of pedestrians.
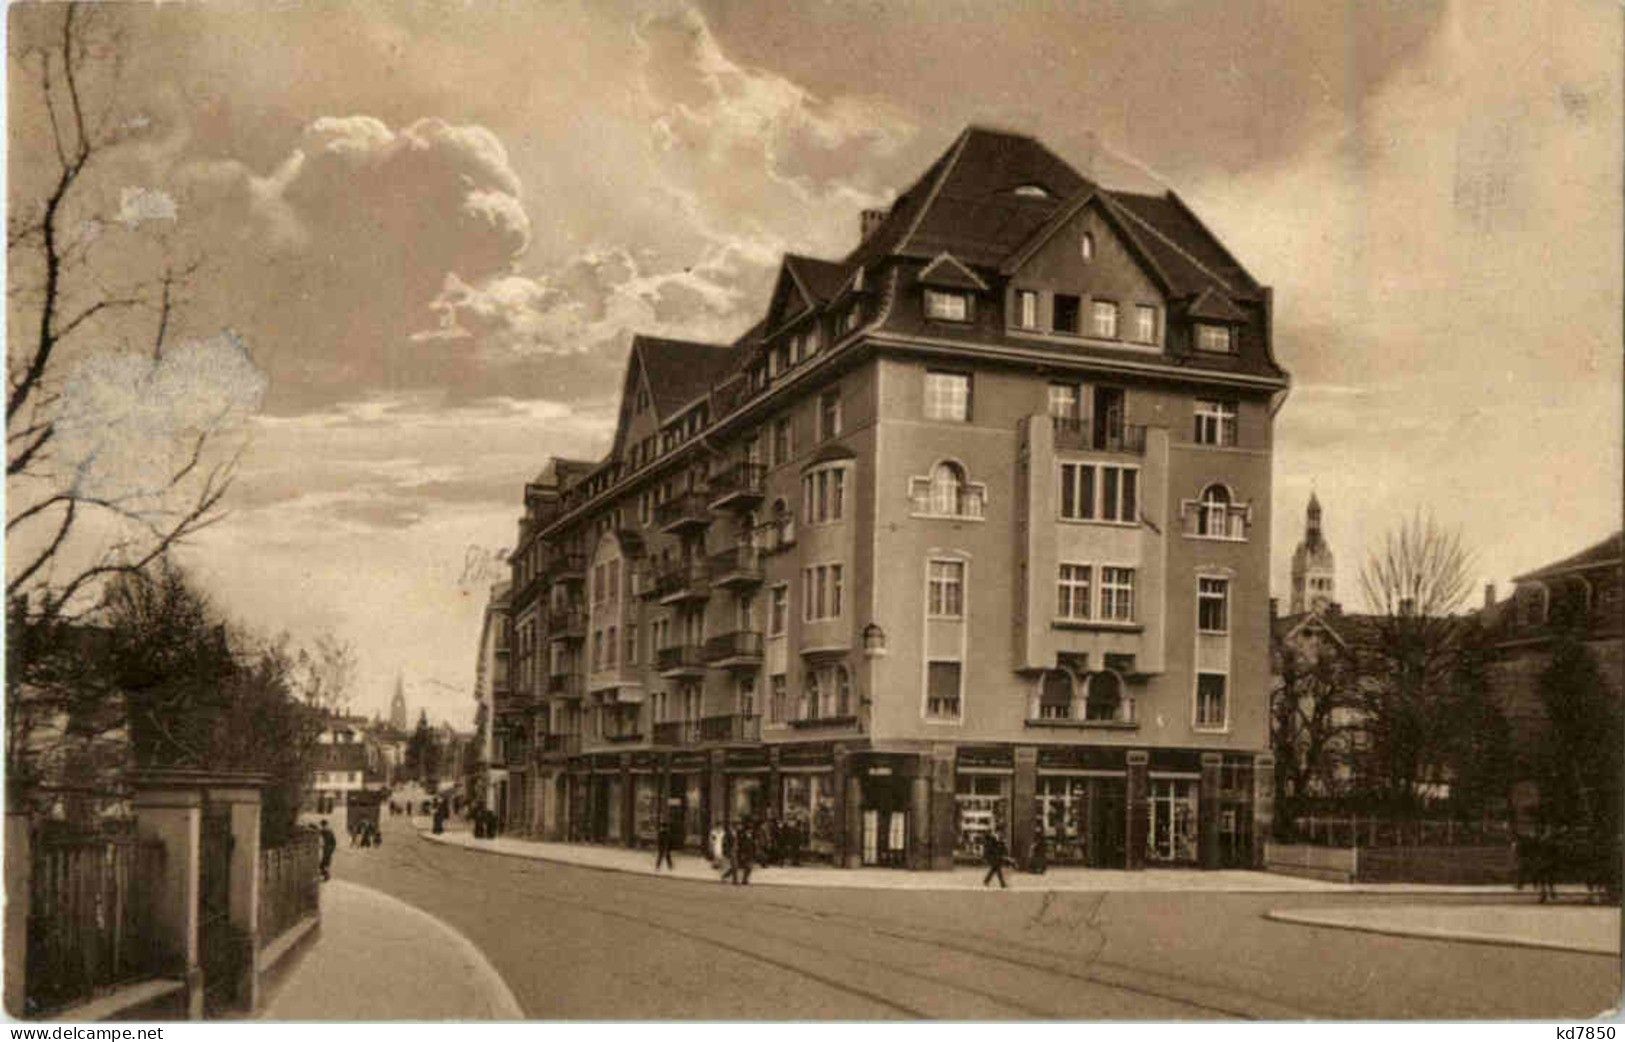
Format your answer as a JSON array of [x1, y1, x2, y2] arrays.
[[349, 818, 384, 847]]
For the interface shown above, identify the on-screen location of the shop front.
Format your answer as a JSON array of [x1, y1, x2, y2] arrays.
[[854, 754, 915, 867], [1146, 776, 1199, 864], [724, 747, 771, 825], [777, 744, 838, 861], [667, 751, 709, 850], [1034, 747, 1126, 868], [631, 753, 661, 847], [954, 746, 1013, 862]]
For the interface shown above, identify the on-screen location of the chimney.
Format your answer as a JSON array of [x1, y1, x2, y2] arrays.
[[860, 208, 888, 241], [1484, 583, 1497, 609], [1398, 597, 1416, 617]]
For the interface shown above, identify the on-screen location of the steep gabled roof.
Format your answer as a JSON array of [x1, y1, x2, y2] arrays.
[[784, 254, 850, 304], [1514, 532, 1623, 583], [631, 335, 735, 419], [1106, 190, 1260, 300], [917, 252, 988, 291], [1186, 287, 1250, 322]]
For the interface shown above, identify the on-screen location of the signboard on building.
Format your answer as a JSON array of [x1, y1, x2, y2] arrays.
[[956, 746, 1013, 770]]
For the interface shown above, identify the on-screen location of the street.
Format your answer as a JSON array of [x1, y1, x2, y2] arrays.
[[329, 817, 1621, 1020]]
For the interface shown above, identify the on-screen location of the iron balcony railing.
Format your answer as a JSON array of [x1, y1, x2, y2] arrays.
[[547, 672, 584, 699], [1051, 416, 1147, 454], [544, 548, 586, 580], [708, 461, 767, 508], [703, 630, 764, 664], [698, 714, 761, 743], [541, 733, 581, 757], [654, 490, 712, 533], [652, 559, 710, 602], [708, 546, 763, 587], [652, 720, 702, 747], [656, 643, 708, 674], [546, 607, 587, 639], [786, 714, 861, 732]]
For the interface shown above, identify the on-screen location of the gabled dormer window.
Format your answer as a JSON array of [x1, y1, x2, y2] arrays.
[[924, 289, 971, 322]]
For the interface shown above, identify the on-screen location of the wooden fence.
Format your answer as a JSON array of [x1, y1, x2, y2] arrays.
[[1284, 815, 1513, 848], [257, 830, 320, 947], [26, 834, 166, 1015]]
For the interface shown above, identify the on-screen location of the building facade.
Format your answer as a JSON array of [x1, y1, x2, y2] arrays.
[[473, 580, 512, 817], [499, 127, 1289, 869]]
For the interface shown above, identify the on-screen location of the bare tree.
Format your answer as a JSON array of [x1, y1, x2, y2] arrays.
[[1352, 513, 1478, 814], [1270, 632, 1361, 830], [295, 635, 359, 716], [7, 5, 258, 812], [7, 4, 245, 628]]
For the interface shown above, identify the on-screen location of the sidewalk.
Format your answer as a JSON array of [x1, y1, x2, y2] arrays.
[[1265, 904, 1621, 956], [260, 879, 523, 1020], [414, 823, 1547, 895]]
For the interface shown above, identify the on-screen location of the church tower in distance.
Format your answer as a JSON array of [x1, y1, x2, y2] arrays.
[[1290, 492, 1336, 614]]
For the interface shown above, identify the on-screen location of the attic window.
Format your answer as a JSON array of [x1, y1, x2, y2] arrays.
[[1081, 233, 1095, 262], [1013, 184, 1051, 199]]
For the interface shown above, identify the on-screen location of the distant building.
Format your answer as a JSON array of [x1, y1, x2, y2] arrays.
[[473, 581, 512, 817], [389, 673, 408, 731], [1289, 493, 1336, 615], [309, 714, 389, 832], [1480, 531, 1623, 821]]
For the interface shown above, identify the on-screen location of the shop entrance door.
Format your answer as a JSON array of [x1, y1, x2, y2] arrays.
[[1147, 779, 1199, 864], [859, 775, 908, 867], [1088, 777, 1127, 868]]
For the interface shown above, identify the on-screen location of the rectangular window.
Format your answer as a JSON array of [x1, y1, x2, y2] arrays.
[[1100, 567, 1136, 622], [773, 416, 793, 464], [1057, 564, 1093, 620], [625, 625, 638, 666], [926, 661, 962, 718], [819, 391, 842, 440], [1194, 399, 1239, 446], [1197, 324, 1234, 353], [923, 371, 971, 422], [769, 584, 788, 636], [802, 564, 844, 621], [1196, 673, 1227, 728], [1134, 305, 1158, 344], [1092, 300, 1119, 339], [1061, 463, 1133, 523], [770, 674, 787, 723], [1047, 383, 1079, 420], [1198, 577, 1230, 633], [925, 290, 970, 322], [928, 560, 965, 618], [1053, 293, 1081, 334], [606, 626, 617, 667], [1017, 290, 1038, 330]]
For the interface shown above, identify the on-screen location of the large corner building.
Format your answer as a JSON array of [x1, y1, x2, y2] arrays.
[[496, 127, 1290, 870]]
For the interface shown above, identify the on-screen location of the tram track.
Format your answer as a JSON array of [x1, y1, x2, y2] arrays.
[[376, 832, 1298, 1019]]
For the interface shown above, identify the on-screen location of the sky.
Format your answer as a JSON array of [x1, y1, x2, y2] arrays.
[[7, 0, 1621, 727]]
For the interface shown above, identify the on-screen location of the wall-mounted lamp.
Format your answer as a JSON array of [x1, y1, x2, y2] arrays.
[[862, 622, 887, 658]]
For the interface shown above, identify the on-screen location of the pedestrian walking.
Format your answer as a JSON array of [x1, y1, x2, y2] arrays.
[[982, 830, 1010, 889], [734, 819, 756, 885], [372, 819, 383, 847], [719, 825, 737, 882], [318, 819, 337, 881], [655, 815, 676, 870]]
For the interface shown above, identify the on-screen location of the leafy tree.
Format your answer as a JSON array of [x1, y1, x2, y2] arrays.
[[1438, 616, 1513, 821], [405, 710, 442, 788], [1536, 619, 1621, 839], [1270, 630, 1360, 831]]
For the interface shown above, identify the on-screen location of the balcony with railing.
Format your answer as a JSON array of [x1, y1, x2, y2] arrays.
[[656, 643, 708, 678], [708, 461, 768, 510], [544, 548, 587, 582], [785, 714, 862, 733], [540, 732, 581, 758], [547, 671, 584, 699], [652, 719, 702, 747], [708, 545, 763, 589], [655, 490, 712, 535], [652, 558, 710, 604], [703, 630, 764, 668], [546, 607, 587, 641], [698, 713, 761, 744], [1024, 692, 1137, 729], [1052, 416, 1147, 455]]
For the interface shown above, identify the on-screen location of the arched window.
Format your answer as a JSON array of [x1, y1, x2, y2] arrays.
[[1084, 671, 1124, 722], [1198, 484, 1232, 538], [912, 461, 986, 517], [1038, 670, 1073, 720], [931, 462, 965, 515], [835, 666, 851, 716]]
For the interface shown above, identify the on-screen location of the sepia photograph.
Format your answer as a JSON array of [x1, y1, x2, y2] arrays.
[[4, 0, 1621, 1025]]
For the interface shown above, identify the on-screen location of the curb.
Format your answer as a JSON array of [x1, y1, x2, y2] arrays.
[[414, 829, 1554, 896], [1263, 907, 1620, 957]]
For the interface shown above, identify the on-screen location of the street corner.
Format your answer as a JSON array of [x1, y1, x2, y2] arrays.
[[1263, 902, 1622, 957]]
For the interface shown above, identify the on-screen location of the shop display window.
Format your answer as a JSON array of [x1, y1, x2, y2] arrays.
[[954, 773, 1011, 859], [1147, 778, 1198, 863]]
